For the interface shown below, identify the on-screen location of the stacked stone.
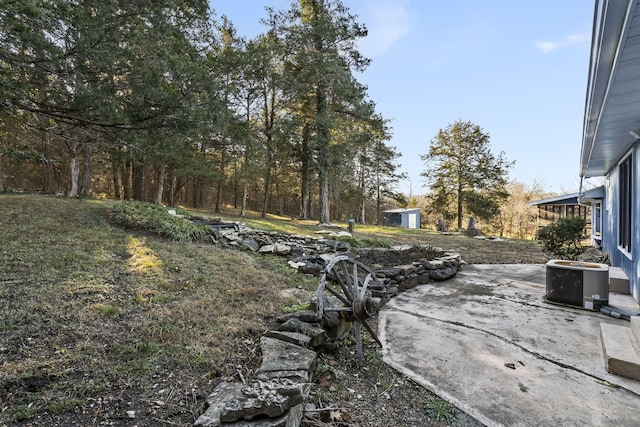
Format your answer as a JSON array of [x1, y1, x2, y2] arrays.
[[194, 300, 352, 427]]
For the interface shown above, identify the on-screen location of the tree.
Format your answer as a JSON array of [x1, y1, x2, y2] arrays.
[[494, 180, 549, 239], [268, 0, 370, 224], [421, 120, 513, 230], [0, 0, 214, 200]]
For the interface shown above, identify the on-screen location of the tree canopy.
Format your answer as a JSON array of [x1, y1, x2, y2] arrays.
[[0, 0, 405, 224], [421, 120, 514, 230]]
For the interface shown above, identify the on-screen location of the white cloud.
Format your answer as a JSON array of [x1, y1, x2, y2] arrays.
[[533, 33, 590, 53], [358, 5, 412, 57]]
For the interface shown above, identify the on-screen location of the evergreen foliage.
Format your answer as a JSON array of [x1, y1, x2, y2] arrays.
[[0, 0, 404, 224], [536, 216, 586, 260], [109, 201, 208, 242], [421, 120, 514, 230]]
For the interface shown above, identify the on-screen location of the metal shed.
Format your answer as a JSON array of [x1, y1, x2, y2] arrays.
[[382, 208, 421, 229]]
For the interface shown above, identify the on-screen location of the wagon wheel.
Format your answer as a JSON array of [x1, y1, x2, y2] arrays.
[[316, 255, 383, 366]]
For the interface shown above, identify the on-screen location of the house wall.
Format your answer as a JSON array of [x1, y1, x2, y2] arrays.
[[602, 141, 639, 302]]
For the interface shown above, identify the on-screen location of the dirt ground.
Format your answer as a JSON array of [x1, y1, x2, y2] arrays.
[[1, 197, 553, 427], [301, 234, 549, 427]]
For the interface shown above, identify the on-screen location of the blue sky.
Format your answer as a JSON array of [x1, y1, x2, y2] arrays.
[[210, 0, 595, 195]]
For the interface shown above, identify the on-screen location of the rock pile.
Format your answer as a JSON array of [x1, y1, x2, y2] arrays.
[[194, 227, 464, 427], [194, 299, 350, 426], [199, 220, 464, 285], [192, 218, 465, 426]]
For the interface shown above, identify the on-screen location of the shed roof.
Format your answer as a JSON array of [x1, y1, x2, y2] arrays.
[[528, 186, 604, 206], [528, 193, 579, 206], [382, 208, 421, 214]]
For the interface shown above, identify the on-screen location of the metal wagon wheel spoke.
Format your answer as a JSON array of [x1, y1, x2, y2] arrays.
[[316, 255, 383, 366]]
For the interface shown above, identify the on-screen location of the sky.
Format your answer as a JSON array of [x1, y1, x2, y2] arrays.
[[209, 0, 596, 195]]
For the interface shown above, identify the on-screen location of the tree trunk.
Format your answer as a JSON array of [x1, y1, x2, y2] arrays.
[[316, 86, 330, 224], [457, 183, 463, 230], [358, 160, 366, 224], [67, 140, 80, 198], [215, 145, 226, 213], [375, 172, 381, 225], [0, 154, 6, 192], [42, 132, 56, 194], [233, 158, 238, 209], [167, 166, 175, 207], [191, 178, 199, 207], [68, 157, 79, 198], [112, 159, 121, 199], [133, 160, 144, 201], [79, 142, 93, 197], [123, 160, 132, 200], [154, 163, 166, 205], [215, 179, 224, 212], [299, 123, 311, 219], [261, 151, 272, 218], [240, 182, 248, 217]]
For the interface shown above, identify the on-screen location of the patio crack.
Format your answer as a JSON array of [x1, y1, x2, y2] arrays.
[[388, 306, 640, 398]]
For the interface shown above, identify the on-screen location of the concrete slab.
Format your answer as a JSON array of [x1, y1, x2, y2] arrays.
[[601, 323, 640, 380], [379, 264, 640, 427], [610, 266, 630, 294]]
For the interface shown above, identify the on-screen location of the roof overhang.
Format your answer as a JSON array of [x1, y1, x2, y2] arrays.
[[528, 186, 604, 206], [582, 184, 605, 200], [528, 193, 579, 206], [581, 0, 640, 178]]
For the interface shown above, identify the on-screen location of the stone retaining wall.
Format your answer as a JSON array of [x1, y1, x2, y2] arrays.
[[203, 222, 465, 286], [193, 224, 465, 426]]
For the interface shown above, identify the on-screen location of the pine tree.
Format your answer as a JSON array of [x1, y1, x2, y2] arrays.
[[421, 120, 514, 230]]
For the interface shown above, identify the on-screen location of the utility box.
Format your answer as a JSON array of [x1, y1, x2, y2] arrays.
[[546, 260, 609, 311]]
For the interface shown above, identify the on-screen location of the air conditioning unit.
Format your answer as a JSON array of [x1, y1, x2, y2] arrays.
[[545, 260, 609, 311]]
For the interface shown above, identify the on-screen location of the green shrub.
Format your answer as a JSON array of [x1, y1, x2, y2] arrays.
[[109, 201, 208, 242], [536, 216, 586, 260]]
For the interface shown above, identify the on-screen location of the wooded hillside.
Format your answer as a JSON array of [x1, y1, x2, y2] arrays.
[[0, 0, 404, 224]]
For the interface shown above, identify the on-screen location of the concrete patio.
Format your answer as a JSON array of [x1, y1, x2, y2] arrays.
[[379, 264, 640, 427]]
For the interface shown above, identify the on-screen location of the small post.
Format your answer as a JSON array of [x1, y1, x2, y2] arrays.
[[348, 219, 355, 234]]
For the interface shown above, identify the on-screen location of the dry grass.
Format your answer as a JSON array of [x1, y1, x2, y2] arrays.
[[0, 195, 547, 426], [205, 207, 548, 265], [0, 195, 313, 426]]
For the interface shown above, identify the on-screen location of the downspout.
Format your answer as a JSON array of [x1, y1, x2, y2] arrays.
[[577, 177, 589, 207], [577, 176, 597, 249]]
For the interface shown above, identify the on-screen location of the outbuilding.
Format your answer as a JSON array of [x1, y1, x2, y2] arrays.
[[382, 208, 421, 229]]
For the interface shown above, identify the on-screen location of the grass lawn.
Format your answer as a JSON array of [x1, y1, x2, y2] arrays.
[[0, 194, 546, 426]]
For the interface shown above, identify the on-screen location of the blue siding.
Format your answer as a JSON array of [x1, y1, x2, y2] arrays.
[[601, 141, 639, 302], [400, 210, 420, 229]]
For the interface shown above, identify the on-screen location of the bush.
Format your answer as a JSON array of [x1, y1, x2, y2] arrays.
[[536, 216, 586, 260], [109, 201, 208, 242]]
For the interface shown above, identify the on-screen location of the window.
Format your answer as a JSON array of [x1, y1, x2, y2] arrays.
[[618, 154, 632, 254]]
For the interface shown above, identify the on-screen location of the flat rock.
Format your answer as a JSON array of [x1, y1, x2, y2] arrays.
[[276, 310, 319, 324], [428, 266, 458, 281], [264, 330, 312, 348], [220, 380, 305, 423], [195, 382, 245, 426], [256, 369, 311, 383], [223, 402, 305, 427], [276, 318, 328, 348], [257, 337, 317, 376]]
